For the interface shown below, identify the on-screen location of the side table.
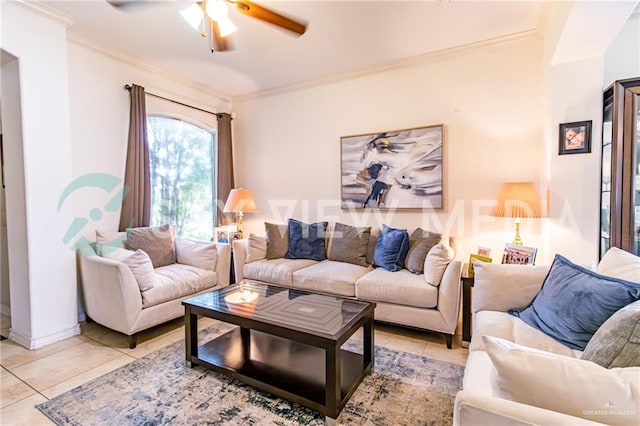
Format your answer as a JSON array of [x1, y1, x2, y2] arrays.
[[461, 275, 474, 348]]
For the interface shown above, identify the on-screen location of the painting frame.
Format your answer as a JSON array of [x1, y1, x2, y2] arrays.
[[340, 124, 445, 210], [559, 120, 592, 155], [501, 243, 538, 265]]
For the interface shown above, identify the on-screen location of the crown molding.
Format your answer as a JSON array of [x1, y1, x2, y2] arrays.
[[233, 29, 541, 103], [67, 32, 232, 104], [9, 0, 75, 26]]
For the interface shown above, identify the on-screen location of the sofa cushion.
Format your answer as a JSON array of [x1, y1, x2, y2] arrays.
[[484, 335, 640, 426], [246, 234, 267, 263], [510, 254, 640, 350], [102, 247, 156, 292], [285, 219, 328, 261], [175, 237, 217, 270], [462, 350, 494, 395], [95, 230, 126, 256], [328, 223, 370, 267], [472, 262, 549, 313], [373, 224, 410, 272], [469, 311, 580, 357], [356, 268, 438, 308], [265, 222, 288, 259], [581, 300, 640, 368], [143, 263, 217, 307], [292, 260, 369, 297], [243, 258, 318, 287], [597, 246, 640, 282], [423, 243, 454, 286], [404, 228, 441, 273], [125, 224, 175, 268]]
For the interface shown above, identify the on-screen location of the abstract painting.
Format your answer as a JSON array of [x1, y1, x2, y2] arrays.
[[341, 124, 444, 209]]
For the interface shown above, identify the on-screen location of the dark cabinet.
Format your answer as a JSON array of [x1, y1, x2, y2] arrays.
[[600, 78, 640, 258]]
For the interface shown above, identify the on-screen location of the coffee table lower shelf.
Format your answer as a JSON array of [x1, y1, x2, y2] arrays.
[[188, 327, 370, 418]]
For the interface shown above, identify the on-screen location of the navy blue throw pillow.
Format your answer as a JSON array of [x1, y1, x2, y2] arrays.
[[373, 224, 410, 272], [510, 254, 640, 350], [285, 219, 328, 261]]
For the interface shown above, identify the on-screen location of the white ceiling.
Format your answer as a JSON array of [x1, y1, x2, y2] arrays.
[[43, 0, 547, 98]]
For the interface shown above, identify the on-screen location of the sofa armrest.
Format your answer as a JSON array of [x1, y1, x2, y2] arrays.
[[78, 254, 142, 335], [232, 238, 248, 283], [437, 260, 463, 333], [472, 262, 550, 313], [454, 391, 605, 426], [215, 243, 231, 287]]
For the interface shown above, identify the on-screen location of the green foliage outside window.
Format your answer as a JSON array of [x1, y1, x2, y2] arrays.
[[147, 116, 217, 240]]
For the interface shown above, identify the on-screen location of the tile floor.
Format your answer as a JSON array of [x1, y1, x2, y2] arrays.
[[0, 314, 468, 425]]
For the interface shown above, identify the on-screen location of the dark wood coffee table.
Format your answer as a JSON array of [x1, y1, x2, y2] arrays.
[[182, 281, 375, 422]]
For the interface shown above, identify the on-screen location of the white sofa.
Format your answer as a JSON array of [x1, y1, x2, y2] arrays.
[[232, 231, 463, 348], [78, 234, 231, 348], [454, 252, 640, 426]]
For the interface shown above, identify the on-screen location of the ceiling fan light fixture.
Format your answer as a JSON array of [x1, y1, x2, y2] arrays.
[[205, 0, 237, 37], [216, 15, 238, 37], [180, 4, 204, 31]]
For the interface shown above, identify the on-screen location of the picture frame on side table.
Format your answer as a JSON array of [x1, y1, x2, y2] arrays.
[[215, 228, 230, 244], [559, 120, 592, 155], [502, 243, 537, 265], [340, 124, 445, 209], [229, 231, 242, 242]]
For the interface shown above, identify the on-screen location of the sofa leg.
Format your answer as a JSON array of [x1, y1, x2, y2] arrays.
[[129, 334, 137, 349], [445, 334, 453, 349]]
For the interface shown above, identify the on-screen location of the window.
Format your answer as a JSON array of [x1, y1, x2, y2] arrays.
[[147, 116, 217, 240]]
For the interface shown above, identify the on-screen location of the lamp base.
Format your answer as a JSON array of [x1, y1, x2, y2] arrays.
[[513, 221, 523, 245]]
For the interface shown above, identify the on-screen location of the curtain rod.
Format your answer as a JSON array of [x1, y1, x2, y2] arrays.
[[124, 84, 231, 119]]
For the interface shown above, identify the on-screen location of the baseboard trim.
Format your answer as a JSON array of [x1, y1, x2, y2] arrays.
[[8, 323, 81, 349], [0, 304, 11, 316]]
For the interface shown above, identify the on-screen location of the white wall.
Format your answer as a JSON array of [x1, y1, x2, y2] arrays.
[[604, 13, 640, 86], [1, 2, 79, 348], [0, 99, 9, 316], [234, 37, 546, 262], [67, 41, 231, 243]]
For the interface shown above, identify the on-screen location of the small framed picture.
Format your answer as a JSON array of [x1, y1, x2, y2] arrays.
[[502, 243, 537, 265], [215, 228, 230, 243], [477, 246, 491, 257], [467, 253, 492, 278], [229, 231, 242, 242], [559, 120, 592, 155]]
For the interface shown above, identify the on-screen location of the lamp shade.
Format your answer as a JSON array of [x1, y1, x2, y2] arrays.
[[223, 188, 257, 213], [491, 182, 544, 218]]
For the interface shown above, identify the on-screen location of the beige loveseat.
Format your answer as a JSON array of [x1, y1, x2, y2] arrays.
[[454, 248, 640, 426], [232, 224, 463, 348], [78, 229, 231, 348]]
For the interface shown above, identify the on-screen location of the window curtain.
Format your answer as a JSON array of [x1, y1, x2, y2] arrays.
[[119, 84, 151, 231], [216, 112, 234, 226]]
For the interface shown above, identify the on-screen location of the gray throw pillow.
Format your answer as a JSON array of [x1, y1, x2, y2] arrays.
[[328, 223, 371, 267], [265, 222, 288, 259], [366, 229, 379, 266], [581, 300, 640, 368], [125, 224, 175, 268], [404, 228, 441, 273]]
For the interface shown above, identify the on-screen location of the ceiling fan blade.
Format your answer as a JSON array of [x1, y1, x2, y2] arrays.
[[230, 0, 306, 36], [107, 0, 181, 12], [210, 18, 230, 52]]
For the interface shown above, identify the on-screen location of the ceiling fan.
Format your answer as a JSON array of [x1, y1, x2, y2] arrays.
[[107, 0, 307, 53]]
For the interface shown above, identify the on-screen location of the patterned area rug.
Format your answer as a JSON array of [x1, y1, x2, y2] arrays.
[[37, 322, 464, 425]]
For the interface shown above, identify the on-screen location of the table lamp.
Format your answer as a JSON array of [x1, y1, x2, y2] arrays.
[[223, 188, 257, 236], [491, 182, 544, 245]]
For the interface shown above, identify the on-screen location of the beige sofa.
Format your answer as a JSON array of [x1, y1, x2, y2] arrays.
[[454, 249, 640, 426], [78, 233, 231, 348], [232, 229, 463, 348]]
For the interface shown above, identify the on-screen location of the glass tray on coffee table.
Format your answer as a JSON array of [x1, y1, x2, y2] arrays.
[[182, 281, 376, 422]]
